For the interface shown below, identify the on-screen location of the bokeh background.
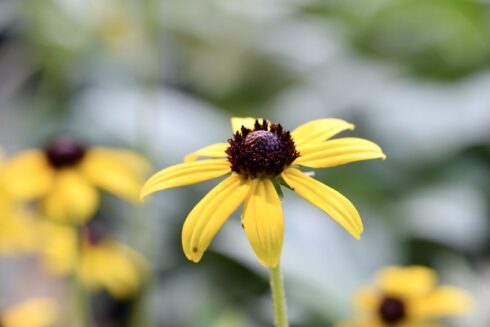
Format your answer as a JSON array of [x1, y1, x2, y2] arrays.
[[0, 0, 489, 326]]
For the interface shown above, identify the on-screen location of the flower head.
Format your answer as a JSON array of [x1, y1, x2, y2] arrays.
[[141, 117, 386, 267], [337, 266, 473, 327], [2, 137, 149, 224], [227, 120, 299, 177]]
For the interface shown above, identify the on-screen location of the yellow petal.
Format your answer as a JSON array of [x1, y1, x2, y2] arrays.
[[354, 287, 381, 312], [2, 298, 58, 327], [291, 118, 355, 148], [231, 117, 264, 133], [184, 143, 229, 162], [2, 150, 54, 200], [42, 170, 99, 224], [295, 137, 386, 168], [81, 147, 150, 202], [242, 178, 284, 267], [377, 266, 437, 299], [38, 222, 77, 275], [335, 322, 383, 327], [182, 174, 250, 263], [409, 286, 473, 318], [140, 159, 230, 200], [80, 241, 146, 299], [282, 168, 363, 239], [0, 209, 37, 255], [398, 322, 443, 327]]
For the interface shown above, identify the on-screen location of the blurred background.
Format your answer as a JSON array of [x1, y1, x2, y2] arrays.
[[0, 0, 489, 326]]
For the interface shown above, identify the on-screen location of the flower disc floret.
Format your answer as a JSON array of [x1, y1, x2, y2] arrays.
[[378, 296, 406, 324], [45, 137, 86, 169], [226, 120, 299, 178]]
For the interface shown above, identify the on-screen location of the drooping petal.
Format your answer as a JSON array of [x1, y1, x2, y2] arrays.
[[242, 178, 284, 267], [42, 170, 99, 224], [182, 174, 250, 263], [184, 143, 229, 162], [80, 241, 145, 299], [140, 159, 231, 200], [0, 209, 37, 255], [2, 298, 58, 327], [409, 286, 473, 318], [354, 287, 381, 313], [2, 150, 54, 200], [398, 322, 443, 327], [282, 168, 363, 239], [38, 222, 77, 275], [231, 117, 264, 133], [377, 266, 437, 299], [294, 137, 386, 168], [81, 147, 150, 202], [291, 118, 355, 148], [335, 321, 384, 327]]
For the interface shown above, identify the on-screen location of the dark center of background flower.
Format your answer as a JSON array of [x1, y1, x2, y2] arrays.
[[226, 119, 299, 178], [379, 296, 406, 324], [45, 137, 86, 169], [83, 221, 107, 246]]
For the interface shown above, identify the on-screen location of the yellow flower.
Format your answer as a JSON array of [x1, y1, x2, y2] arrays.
[[141, 117, 386, 267], [2, 137, 149, 224], [39, 222, 146, 299], [337, 266, 473, 327], [1, 298, 58, 327]]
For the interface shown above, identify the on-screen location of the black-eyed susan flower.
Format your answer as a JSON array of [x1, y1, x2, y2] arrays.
[[39, 221, 146, 299], [140, 117, 386, 267], [1, 298, 58, 327], [3, 137, 149, 224], [337, 266, 473, 327]]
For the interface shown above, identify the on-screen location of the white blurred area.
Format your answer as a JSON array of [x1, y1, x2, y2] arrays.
[[0, 0, 489, 325]]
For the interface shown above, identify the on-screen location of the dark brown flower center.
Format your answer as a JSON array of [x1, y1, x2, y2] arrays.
[[45, 137, 86, 169], [379, 296, 406, 324], [83, 221, 107, 246], [226, 119, 299, 178]]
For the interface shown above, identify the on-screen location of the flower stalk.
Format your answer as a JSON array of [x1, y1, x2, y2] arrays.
[[270, 264, 289, 327], [72, 227, 91, 327]]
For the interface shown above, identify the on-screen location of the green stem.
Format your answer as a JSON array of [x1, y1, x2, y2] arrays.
[[270, 264, 289, 327], [71, 227, 91, 327]]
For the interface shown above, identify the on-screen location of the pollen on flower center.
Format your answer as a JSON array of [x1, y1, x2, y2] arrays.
[[226, 119, 299, 178], [244, 130, 281, 153], [45, 137, 86, 169], [379, 296, 406, 324]]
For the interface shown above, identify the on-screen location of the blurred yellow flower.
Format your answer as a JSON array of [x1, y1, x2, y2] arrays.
[[3, 137, 149, 224], [337, 266, 473, 327], [39, 222, 146, 299], [1, 298, 58, 327], [141, 117, 386, 267]]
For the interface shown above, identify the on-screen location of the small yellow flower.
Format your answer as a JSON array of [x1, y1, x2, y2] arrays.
[[39, 222, 146, 299], [141, 117, 386, 267], [2, 137, 149, 224], [1, 298, 58, 327], [338, 266, 473, 327]]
